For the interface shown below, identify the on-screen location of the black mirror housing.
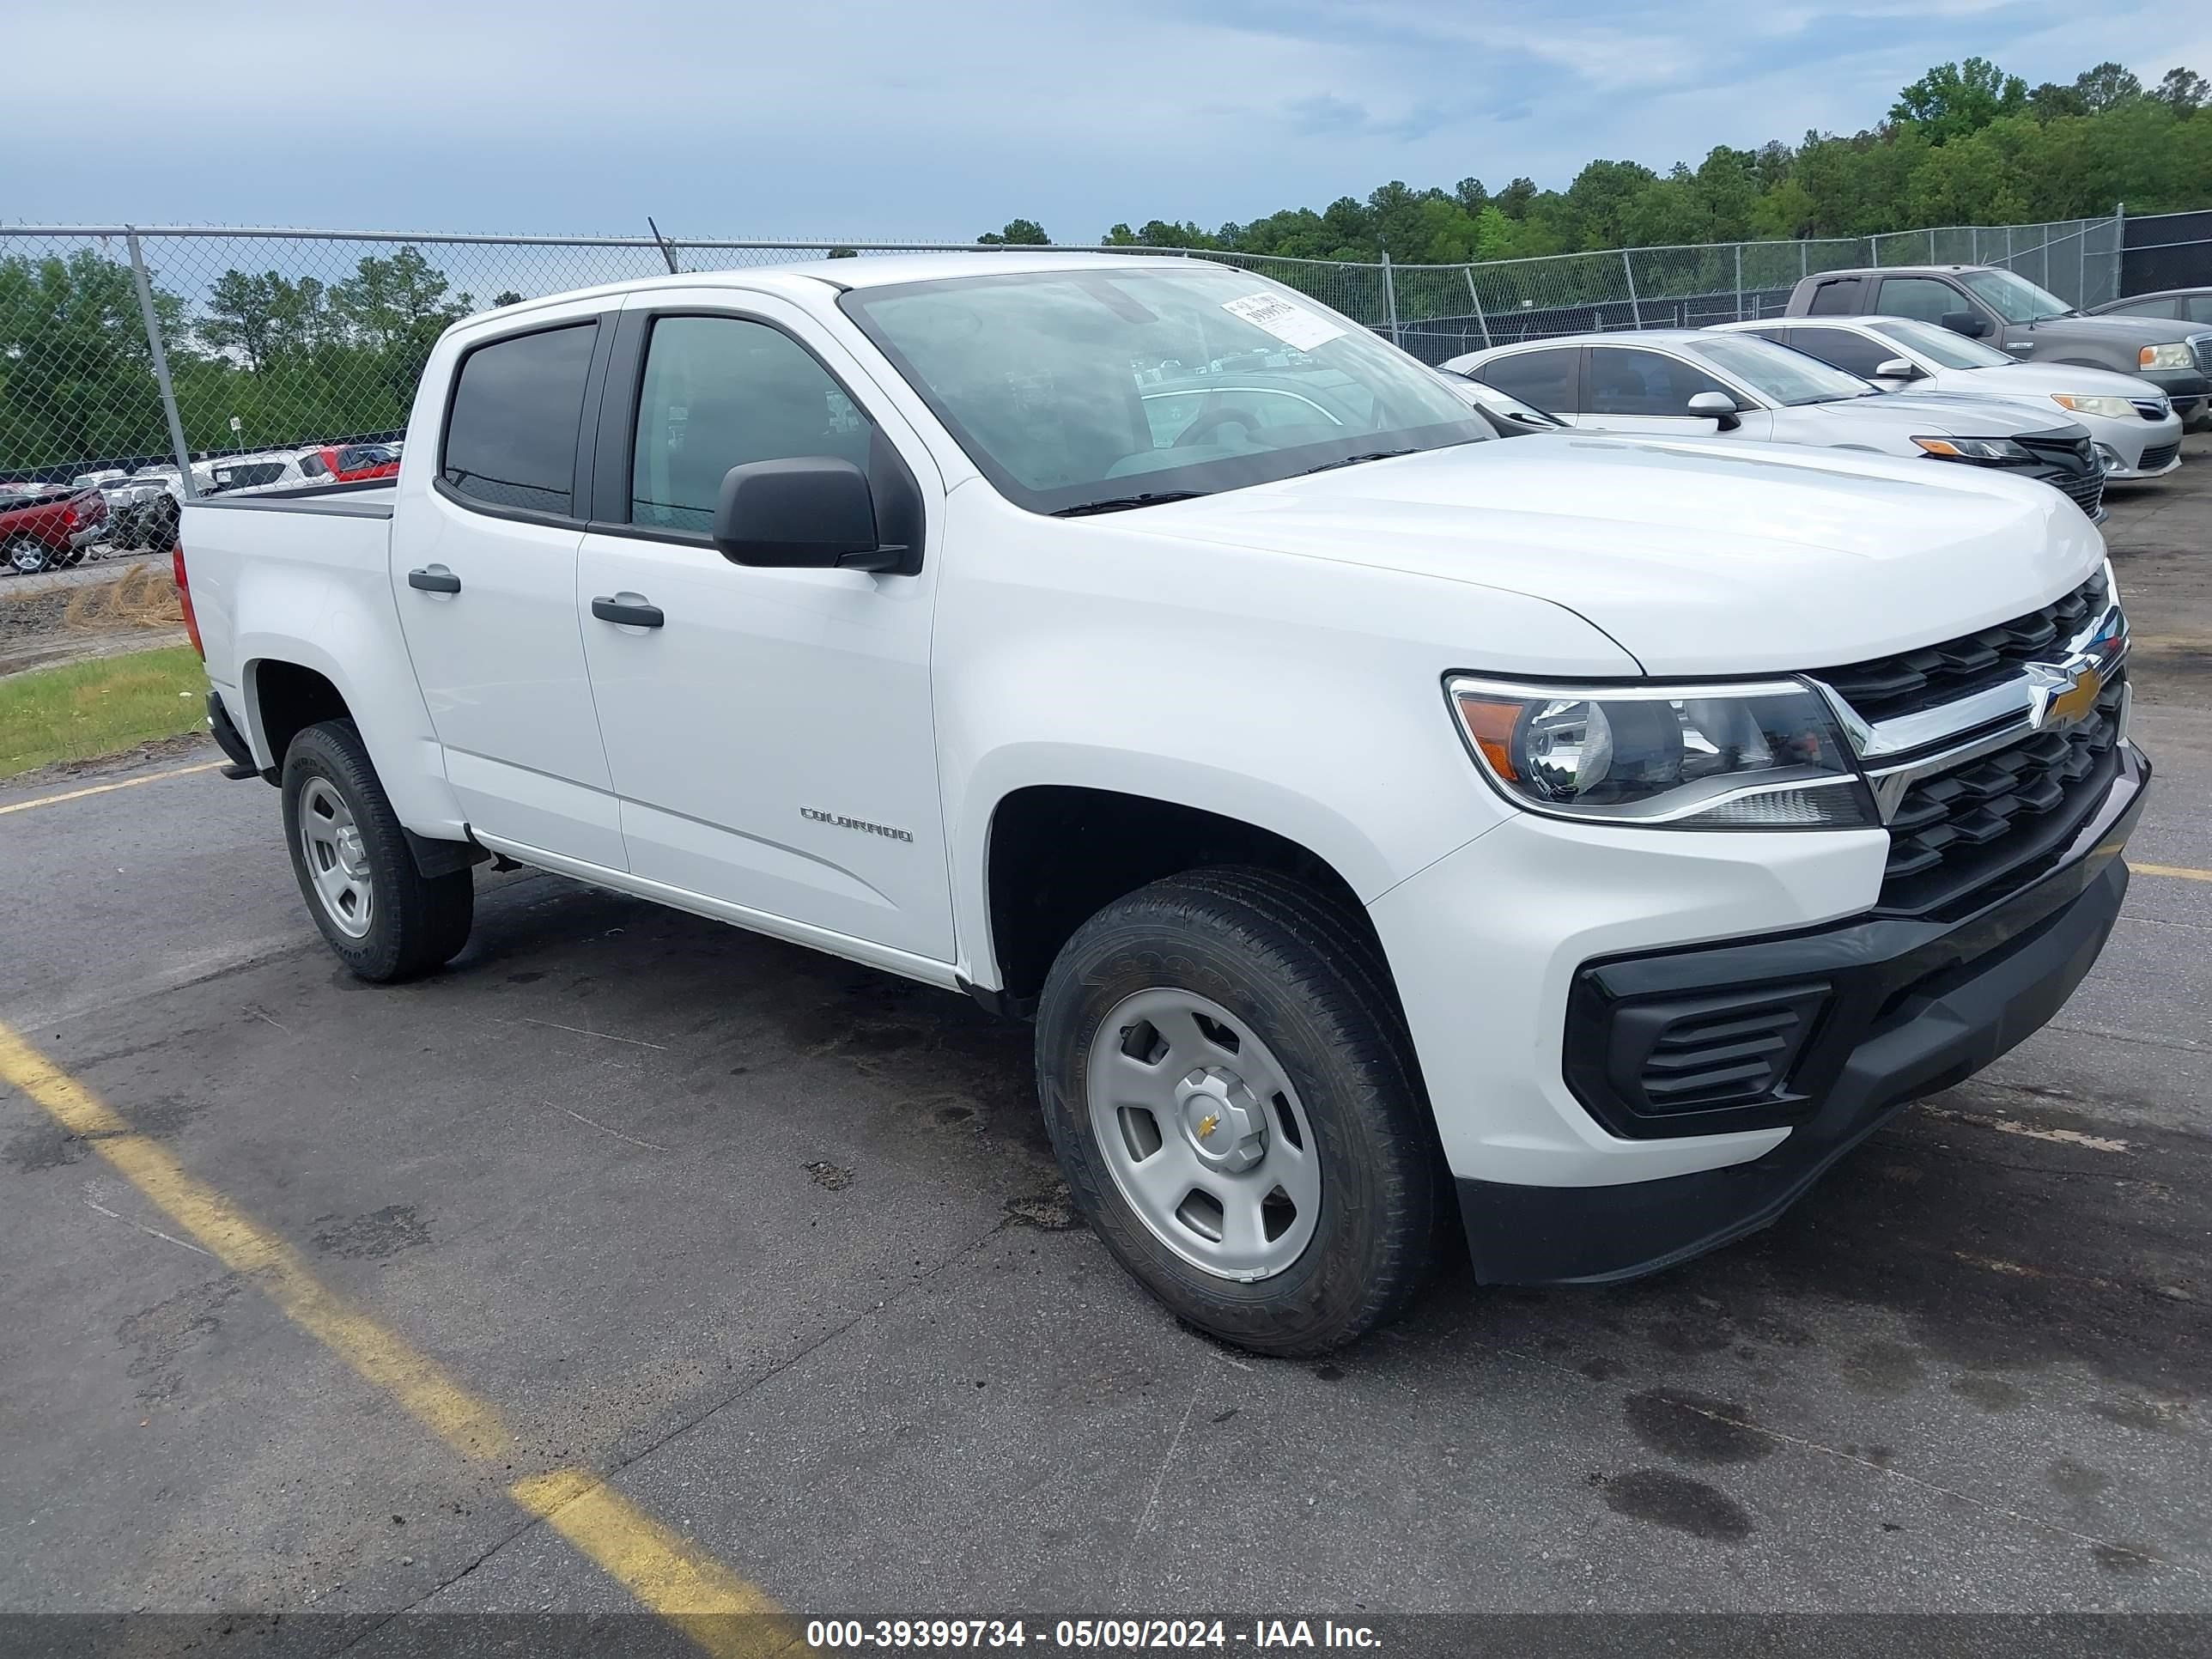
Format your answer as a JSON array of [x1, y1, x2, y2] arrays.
[[712, 457, 908, 573], [1941, 311, 1991, 339]]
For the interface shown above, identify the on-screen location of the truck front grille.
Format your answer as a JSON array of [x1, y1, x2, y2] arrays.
[[1878, 670, 2126, 915], [1813, 569, 2110, 726], [2193, 335, 2212, 376]]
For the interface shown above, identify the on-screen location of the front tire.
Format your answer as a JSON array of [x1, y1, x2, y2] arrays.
[[282, 720, 474, 981], [5, 537, 51, 574], [1036, 867, 1437, 1356]]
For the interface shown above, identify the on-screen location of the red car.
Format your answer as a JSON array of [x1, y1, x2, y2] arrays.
[[1, 483, 108, 574], [297, 443, 402, 485]]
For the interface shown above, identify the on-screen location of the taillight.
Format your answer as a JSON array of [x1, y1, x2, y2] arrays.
[[63, 506, 78, 526], [174, 544, 204, 659]]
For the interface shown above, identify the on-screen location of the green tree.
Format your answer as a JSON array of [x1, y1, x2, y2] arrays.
[[2156, 67, 2207, 115], [975, 218, 1049, 246], [0, 250, 185, 468], [2073, 62, 2144, 112], [1891, 58, 2028, 144]]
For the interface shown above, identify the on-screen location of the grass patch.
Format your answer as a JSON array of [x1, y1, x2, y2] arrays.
[[0, 646, 209, 779]]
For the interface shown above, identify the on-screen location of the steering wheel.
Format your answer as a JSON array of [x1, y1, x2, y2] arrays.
[[1174, 404, 1265, 447]]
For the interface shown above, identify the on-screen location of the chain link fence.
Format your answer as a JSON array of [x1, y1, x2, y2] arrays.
[[0, 210, 2194, 565]]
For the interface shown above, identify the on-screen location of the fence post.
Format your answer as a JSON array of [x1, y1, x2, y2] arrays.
[[647, 216, 681, 275], [125, 228, 197, 498], [1462, 264, 1491, 349], [1621, 248, 1639, 328], [2113, 202, 2125, 301], [1733, 243, 1743, 320], [1800, 240, 1808, 281], [1929, 228, 1937, 262], [1380, 246, 1401, 346]]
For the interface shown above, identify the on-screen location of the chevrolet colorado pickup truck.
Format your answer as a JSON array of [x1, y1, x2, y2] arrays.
[[180, 253, 2148, 1355]]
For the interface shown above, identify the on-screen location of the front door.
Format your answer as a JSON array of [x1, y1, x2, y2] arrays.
[[389, 312, 625, 870], [574, 295, 954, 961]]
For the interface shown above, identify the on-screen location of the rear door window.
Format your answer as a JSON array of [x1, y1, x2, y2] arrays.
[[1474, 348, 1577, 413], [441, 322, 599, 517]]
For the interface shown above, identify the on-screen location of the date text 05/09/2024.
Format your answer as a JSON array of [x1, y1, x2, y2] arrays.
[[802, 1619, 1383, 1650]]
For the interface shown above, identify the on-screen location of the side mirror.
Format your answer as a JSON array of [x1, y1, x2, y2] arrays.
[[1941, 311, 1991, 339], [1873, 357, 1925, 381], [712, 457, 908, 573], [1686, 390, 1743, 431]]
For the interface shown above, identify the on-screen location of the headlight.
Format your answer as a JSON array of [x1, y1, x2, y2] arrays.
[[2140, 343, 2193, 370], [2051, 393, 2136, 421], [1912, 435, 2033, 462], [1446, 678, 1876, 829]]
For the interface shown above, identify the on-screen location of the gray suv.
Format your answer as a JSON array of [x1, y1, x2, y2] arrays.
[[1787, 264, 2211, 428]]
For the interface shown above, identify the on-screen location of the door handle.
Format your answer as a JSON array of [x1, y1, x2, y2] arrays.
[[592, 595, 665, 629], [408, 567, 461, 593]]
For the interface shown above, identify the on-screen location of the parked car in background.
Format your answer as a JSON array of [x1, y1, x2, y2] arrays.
[[1, 483, 109, 573], [204, 449, 325, 497], [180, 253, 2148, 1354], [2089, 288, 2212, 325], [1445, 330, 2111, 520], [1435, 371, 1570, 436], [1708, 316, 2184, 482], [298, 443, 404, 485], [1786, 264, 2211, 428]]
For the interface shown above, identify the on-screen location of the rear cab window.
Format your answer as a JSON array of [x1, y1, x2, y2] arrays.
[[1805, 276, 1863, 315], [441, 322, 599, 517]]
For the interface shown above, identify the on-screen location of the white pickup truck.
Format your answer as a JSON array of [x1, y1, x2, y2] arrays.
[[180, 252, 2148, 1355]]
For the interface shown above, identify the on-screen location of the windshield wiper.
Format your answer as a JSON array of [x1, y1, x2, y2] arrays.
[[1050, 489, 1209, 518], [1297, 448, 1416, 476]]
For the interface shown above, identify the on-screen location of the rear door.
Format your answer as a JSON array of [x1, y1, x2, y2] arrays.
[[572, 290, 954, 960], [387, 305, 627, 869]]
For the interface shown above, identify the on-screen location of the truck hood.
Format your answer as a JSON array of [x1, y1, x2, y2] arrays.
[[2029, 312, 2206, 345], [1137, 435, 2104, 678]]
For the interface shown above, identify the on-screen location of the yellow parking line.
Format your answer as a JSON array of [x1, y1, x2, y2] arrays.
[[0, 761, 222, 816], [2131, 861, 2212, 883], [0, 1020, 787, 1646], [514, 1470, 803, 1654]]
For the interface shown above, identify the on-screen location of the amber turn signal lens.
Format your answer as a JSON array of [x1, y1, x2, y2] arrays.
[[1454, 694, 1523, 781]]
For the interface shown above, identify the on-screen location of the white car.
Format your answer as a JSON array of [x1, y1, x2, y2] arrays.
[[1708, 315, 2184, 482], [205, 449, 324, 497], [1445, 330, 2109, 520], [181, 253, 2148, 1355]]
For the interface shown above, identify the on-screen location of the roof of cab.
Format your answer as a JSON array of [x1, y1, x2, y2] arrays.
[[462, 250, 1218, 326]]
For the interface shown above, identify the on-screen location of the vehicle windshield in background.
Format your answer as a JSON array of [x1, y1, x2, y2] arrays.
[[1686, 335, 1881, 406], [1868, 317, 2016, 369], [842, 266, 1489, 514], [1960, 268, 2077, 324]]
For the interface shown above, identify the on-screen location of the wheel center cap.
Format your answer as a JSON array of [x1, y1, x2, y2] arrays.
[[1175, 1067, 1267, 1173], [334, 825, 367, 877]]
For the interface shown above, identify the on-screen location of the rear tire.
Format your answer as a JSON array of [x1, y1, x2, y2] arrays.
[[5, 536, 51, 574], [1036, 866, 1437, 1357], [281, 720, 474, 981]]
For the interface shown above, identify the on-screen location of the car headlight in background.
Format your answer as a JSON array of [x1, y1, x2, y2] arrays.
[[1446, 678, 1876, 829], [2140, 343, 2194, 370], [2051, 393, 2137, 421], [1911, 435, 2034, 463]]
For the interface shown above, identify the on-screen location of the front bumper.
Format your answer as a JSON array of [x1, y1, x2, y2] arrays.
[[1452, 741, 2148, 1284]]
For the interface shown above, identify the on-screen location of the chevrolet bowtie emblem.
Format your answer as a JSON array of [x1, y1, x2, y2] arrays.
[[1197, 1113, 1220, 1140], [2024, 657, 2103, 732]]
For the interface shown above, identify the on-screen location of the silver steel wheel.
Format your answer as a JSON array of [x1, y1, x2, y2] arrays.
[[297, 775, 375, 939], [7, 538, 47, 574], [1086, 988, 1322, 1282]]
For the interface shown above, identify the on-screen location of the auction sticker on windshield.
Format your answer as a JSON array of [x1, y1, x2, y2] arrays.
[[1221, 292, 1346, 351]]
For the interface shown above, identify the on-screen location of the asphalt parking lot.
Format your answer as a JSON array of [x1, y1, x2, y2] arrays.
[[3, 440, 2210, 1644]]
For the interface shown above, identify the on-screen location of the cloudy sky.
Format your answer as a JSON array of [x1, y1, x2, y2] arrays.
[[15, 0, 2211, 240]]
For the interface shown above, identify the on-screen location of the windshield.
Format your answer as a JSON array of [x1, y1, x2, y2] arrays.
[[841, 265, 1488, 514], [1960, 268, 2075, 324], [1685, 335, 1879, 405], [1867, 317, 2014, 369]]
